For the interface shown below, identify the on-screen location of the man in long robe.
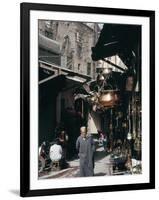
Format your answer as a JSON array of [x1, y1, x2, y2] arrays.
[[76, 126, 95, 177]]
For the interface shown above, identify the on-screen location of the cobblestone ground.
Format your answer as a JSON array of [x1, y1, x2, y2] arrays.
[[39, 147, 114, 179]]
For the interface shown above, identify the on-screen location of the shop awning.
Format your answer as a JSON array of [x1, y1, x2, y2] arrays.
[[91, 24, 141, 69]]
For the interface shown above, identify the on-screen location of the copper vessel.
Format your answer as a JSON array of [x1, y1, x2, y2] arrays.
[[98, 90, 120, 107]]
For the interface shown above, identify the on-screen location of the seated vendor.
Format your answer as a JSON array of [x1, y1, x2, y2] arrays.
[[49, 139, 62, 166], [49, 138, 67, 169]]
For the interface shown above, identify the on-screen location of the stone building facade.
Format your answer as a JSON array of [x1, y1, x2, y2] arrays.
[[39, 20, 101, 79]]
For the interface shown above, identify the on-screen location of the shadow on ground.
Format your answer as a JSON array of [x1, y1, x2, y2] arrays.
[[94, 172, 106, 176], [9, 190, 19, 196]]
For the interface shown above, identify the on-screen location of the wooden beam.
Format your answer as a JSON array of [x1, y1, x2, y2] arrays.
[[39, 74, 59, 85]]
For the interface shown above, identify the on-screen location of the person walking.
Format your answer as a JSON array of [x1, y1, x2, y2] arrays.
[[76, 126, 95, 177]]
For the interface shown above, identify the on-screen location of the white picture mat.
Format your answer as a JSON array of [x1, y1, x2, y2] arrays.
[[30, 10, 150, 190]]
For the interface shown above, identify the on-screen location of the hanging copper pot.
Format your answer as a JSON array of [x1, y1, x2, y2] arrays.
[[98, 90, 120, 107]]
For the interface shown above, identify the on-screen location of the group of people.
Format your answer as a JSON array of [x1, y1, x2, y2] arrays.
[[39, 130, 69, 172], [39, 126, 96, 177], [39, 126, 136, 177], [50, 126, 96, 177]]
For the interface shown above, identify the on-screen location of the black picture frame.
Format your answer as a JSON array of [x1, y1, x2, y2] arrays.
[[20, 2, 155, 197]]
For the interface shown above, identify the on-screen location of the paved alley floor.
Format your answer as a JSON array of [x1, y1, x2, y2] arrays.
[[39, 147, 113, 179]]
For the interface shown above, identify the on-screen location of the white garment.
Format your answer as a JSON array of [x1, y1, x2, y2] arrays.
[[49, 144, 62, 161]]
